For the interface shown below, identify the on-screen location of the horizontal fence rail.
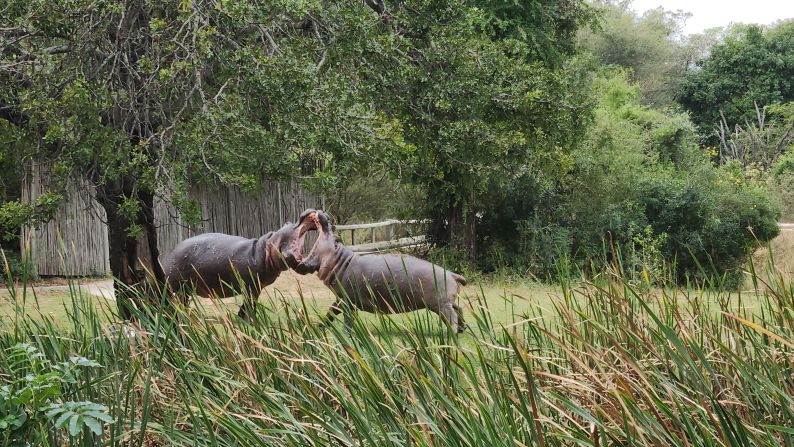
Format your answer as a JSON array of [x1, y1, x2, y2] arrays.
[[335, 219, 429, 253]]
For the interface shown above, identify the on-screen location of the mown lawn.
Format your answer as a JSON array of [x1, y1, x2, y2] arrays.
[[1, 272, 767, 335], [0, 274, 564, 332]]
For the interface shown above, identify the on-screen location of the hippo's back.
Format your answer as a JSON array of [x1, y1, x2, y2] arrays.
[[341, 253, 462, 312], [161, 233, 261, 297]]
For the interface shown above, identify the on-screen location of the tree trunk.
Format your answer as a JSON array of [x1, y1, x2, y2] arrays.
[[446, 202, 477, 262], [104, 201, 141, 320], [138, 190, 165, 285], [99, 187, 163, 320]]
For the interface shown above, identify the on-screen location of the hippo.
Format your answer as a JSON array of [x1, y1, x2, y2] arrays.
[[296, 211, 468, 333], [160, 209, 320, 318]]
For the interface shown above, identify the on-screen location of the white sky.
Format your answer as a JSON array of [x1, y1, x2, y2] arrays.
[[629, 0, 794, 35]]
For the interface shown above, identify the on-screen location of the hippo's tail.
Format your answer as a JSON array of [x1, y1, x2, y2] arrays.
[[452, 273, 467, 286]]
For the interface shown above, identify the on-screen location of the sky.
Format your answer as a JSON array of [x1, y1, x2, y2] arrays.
[[629, 0, 794, 35]]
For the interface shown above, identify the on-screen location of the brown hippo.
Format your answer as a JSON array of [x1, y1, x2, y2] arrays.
[[160, 209, 320, 318], [297, 211, 468, 333]]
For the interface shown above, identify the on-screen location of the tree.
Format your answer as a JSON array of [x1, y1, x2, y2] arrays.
[[343, 0, 594, 261], [577, 1, 694, 106], [475, 0, 593, 65], [678, 21, 794, 142], [0, 0, 392, 316]]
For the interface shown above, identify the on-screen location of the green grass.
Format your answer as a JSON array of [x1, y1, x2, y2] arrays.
[[2, 277, 767, 343], [1, 265, 791, 446], [0, 288, 114, 327]]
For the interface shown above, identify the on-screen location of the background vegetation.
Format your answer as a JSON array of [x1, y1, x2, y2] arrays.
[[1, 1, 793, 287]]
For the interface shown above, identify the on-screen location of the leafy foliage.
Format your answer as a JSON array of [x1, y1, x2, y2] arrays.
[[679, 21, 794, 141], [0, 343, 109, 445], [0, 193, 62, 242], [478, 70, 780, 284], [43, 401, 113, 437], [578, 1, 695, 106], [475, 0, 594, 65]]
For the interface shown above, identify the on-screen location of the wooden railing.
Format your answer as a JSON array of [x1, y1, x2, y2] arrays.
[[335, 219, 429, 253]]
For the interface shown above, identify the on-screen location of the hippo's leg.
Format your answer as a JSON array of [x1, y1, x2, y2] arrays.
[[436, 303, 460, 334], [237, 286, 261, 320], [321, 300, 355, 330], [321, 300, 343, 327], [453, 303, 467, 333]]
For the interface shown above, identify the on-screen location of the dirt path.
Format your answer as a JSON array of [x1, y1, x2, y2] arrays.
[[4, 271, 336, 302]]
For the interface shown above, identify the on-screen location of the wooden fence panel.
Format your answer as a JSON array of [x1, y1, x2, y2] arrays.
[[21, 163, 110, 276], [155, 181, 321, 255], [22, 165, 323, 276]]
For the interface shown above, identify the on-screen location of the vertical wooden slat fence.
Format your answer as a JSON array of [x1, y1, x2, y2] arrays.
[[22, 163, 322, 276], [21, 163, 111, 276], [156, 180, 321, 255]]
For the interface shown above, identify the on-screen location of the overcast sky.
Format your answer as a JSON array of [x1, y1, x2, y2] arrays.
[[629, 0, 794, 35]]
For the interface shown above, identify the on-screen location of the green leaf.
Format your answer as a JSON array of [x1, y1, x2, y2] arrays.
[[83, 410, 113, 422], [68, 414, 81, 436], [83, 416, 103, 435], [53, 410, 72, 429], [69, 356, 102, 368]]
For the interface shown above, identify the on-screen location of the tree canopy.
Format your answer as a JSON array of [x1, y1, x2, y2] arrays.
[[678, 21, 794, 141]]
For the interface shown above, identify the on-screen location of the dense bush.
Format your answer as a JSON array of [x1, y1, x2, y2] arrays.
[[476, 70, 780, 285], [770, 151, 794, 220]]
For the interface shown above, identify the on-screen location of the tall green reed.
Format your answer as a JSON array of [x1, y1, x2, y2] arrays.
[[1, 252, 792, 446]]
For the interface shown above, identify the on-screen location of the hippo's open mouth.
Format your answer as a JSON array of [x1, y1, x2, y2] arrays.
[[291, 210, 332, 269], [291, 211, 324, 264]]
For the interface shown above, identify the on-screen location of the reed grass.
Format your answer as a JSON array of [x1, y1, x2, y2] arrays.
[[1, 256, 791, 446]]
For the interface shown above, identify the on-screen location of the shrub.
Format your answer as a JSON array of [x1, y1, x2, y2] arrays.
[[475, 70, 780, 285], [770, 151, 794, 220], [0, 250, 37, 283], [425, 246, 478, 281], [0, 344, 111, 445]]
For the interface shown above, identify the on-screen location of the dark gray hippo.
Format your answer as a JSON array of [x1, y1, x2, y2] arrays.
[[160, 209, 319, 318], [297, 211, 468, 333]]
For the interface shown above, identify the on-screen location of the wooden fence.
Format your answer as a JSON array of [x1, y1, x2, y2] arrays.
[[21, 163, 323, 276], [21, 163, 111, 276], [155, 180, 322, 255], [336, 219, 429, 253]]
